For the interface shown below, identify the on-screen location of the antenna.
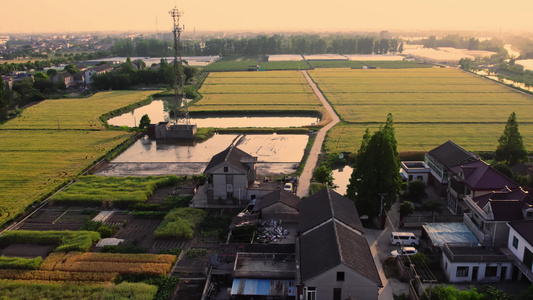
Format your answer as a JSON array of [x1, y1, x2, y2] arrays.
[[169, 6, 189, 126]]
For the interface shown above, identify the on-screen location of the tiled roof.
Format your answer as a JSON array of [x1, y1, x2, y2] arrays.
[[89, 64, 113, 72], [427, 140, 479, 169], [204, 146, 253, 174], [299, 221, 381, 285], [474, 188, 533, 221], [298, 188, 363, 234], [259, 189, 300, 210], [451, 160, 518, 190]]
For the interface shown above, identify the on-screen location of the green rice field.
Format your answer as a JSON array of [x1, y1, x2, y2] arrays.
[[1, 91, 156, 130], [0, 91, 156, 227], [307, 68, 533, 153], [192, 71, 323, 113], [201, 56, 309, 72]]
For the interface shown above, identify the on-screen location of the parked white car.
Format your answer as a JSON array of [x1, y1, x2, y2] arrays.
[[391, 247, 418, 258]]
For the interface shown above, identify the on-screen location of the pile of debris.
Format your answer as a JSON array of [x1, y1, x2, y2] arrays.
[[256, 219, 289, 243]]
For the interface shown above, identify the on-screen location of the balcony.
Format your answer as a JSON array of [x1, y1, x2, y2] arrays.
[[463, 213, 490, 243]]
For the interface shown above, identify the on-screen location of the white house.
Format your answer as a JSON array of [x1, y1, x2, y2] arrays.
[[441, 242, 514, 283], [507, 220, 533, 282], [204, 145, 257, 203], [84, 64, 113, 84]]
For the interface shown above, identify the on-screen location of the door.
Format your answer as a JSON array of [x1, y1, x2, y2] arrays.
[[501, 266, 507, 281], [472, 267, 479, 281], [333, 288, 341, 300], [524, 248, 533, 271]]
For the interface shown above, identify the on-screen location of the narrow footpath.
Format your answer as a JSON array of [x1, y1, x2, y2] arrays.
[[297, 71, 340, 198]]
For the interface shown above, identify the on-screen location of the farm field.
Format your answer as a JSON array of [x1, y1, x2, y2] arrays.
[[200, 56, 310, 71], [307, 60, 431, 69], [1, 90, 156, 130], [307, 68, 533, 153], [192, 71, 323, 113], [0, 90, 156, 227]]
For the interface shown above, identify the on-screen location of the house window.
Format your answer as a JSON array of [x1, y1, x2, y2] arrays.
[[485, 266, 498, 277], [513, 236, 519, 249], [336, 271, 345, 281], [223, 166, 228, 172], [306, 287, 316, 300], [456, 267, 469, 277], [417, 176, 423, 181], [527, 212, 533, 217]]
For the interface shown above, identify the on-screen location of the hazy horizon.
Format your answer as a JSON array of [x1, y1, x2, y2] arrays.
[[1, 0, 532, 35]]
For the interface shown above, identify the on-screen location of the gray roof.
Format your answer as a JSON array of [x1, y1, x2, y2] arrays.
[[260, 189, 301, 210], [205, 146, 253, 174], [89, 64, 113, 72], [427, 140, 479, 169], [299, 188, 363, 234], [299, 221, 381, 285]]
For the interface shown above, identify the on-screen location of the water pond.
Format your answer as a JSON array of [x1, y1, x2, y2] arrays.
[[107, 100, 320, 128]]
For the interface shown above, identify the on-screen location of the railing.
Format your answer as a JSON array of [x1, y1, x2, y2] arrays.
[[513, 256, 533, 282], [463, 214, 490, 243]]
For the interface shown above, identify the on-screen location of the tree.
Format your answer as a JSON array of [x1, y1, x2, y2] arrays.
[[313, 164, 334, 187], [399, 201, 414, 220], [406, 180, 427, 202], [139, 114, 151, 130], [46, 68, 57, 78], [492, 162, 513, 179], [495, 112, 528, 166], [346, 114, 402, 217], [0, 79, 12, 120], [64, 64, 78, 75], [426, 285, 484, 300], [33, 72, 48, 81]]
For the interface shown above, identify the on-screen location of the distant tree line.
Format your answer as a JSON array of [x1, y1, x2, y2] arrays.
[[111, 35, 404, 57], [420, 34, 504, 52], [183, 35, 402, 56], [91, 58, 198, 93]]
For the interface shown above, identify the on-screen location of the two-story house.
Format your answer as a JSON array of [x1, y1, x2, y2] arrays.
[[52, 71, 74, 88], [84, 64, 113, 84], [463, 187, 533, 244], [448, 160, 518, 215], [425, 140, 479, 197], [298, 188, 382, 300], [204, 145, 257, 204]]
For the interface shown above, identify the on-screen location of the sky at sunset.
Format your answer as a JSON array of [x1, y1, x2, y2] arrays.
[[1, 0, 532, 34]]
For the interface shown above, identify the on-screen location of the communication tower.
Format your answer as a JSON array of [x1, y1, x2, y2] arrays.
[[169, 6, 190, 126]]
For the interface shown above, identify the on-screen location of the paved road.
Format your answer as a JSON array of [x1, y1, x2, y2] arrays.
[[297, 71, 340, 198]]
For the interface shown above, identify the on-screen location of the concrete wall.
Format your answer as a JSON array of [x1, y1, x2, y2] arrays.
[[508, 226, 532, 266], [304, 264, 379, 300], [442, 255, 512, 282]]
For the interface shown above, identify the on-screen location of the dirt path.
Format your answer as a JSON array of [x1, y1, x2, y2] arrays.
[[297, 71, 340, 198]]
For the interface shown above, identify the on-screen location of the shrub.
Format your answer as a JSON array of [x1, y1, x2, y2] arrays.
[[0, 230, 100, 252], [153, 208, 206, 240], [184, 248, 207, 259], [0, 256, 43, 270]]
